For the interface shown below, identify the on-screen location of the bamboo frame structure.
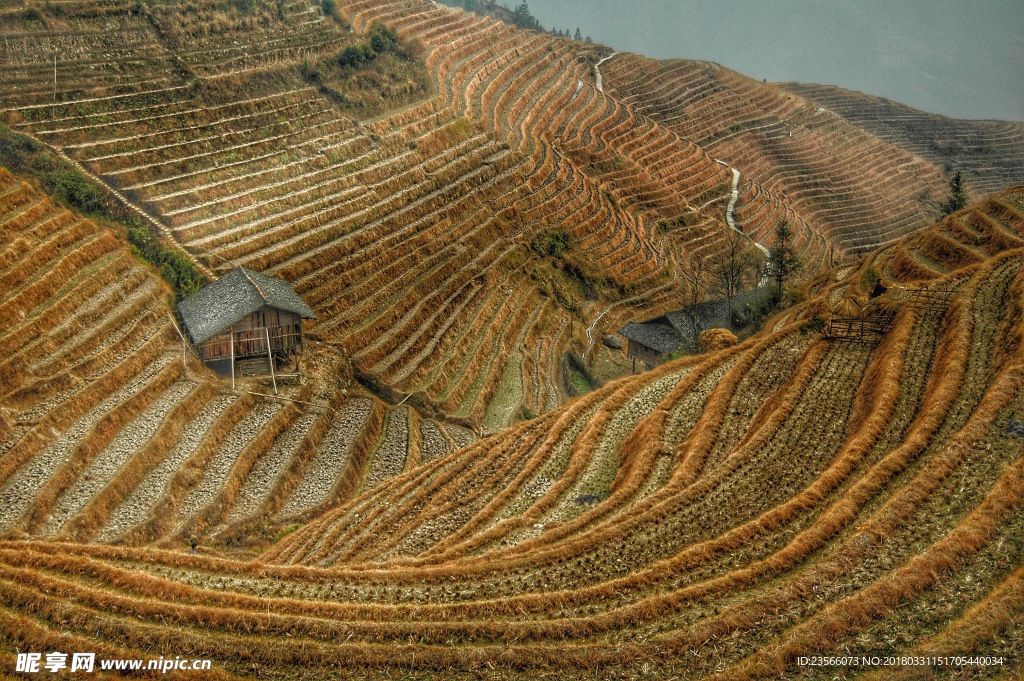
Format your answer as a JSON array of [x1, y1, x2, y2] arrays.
[[824, 315, 896, 345], [905, 287, 958, 311], [195, 326, 303, 362]]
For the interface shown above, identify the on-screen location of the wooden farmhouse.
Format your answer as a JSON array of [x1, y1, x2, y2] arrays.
[[619, 298, 739, 371], [177, 266, 316, 381], [617, 319, 685, 372]]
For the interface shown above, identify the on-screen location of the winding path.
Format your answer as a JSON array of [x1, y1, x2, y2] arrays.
[[721, 162, 771, 279], [580, 263, 683, 359], [725, 168, 741, 231], [593, 52, 619, 93], [582, 306, 611, 359]]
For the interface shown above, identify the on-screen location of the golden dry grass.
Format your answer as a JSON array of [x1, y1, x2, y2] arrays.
[[3, 0, 1024, 676]]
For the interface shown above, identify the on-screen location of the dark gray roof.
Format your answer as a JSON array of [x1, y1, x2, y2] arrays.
[[618, 286, 769, 356], [617, 321, 684, 354], [177, 267, 316, 344]]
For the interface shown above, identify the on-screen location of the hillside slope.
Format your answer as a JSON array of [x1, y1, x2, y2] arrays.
[[600, 55, 954, 259], [7, 0, 1020, 427], [0, 167, 484, 550], [3, 186, 1022, 678], [779, 82, 1024, 198]]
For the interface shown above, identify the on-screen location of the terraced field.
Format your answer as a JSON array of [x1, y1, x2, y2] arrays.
[[0, 169, 477, 552], [2, 0, 696, 427], [600, 56, 957, 259], [5, 0, 1009, 428], [779, 82, 1024, 198], [3, 178, 1023, 678], [3, 0, 1024, 675]]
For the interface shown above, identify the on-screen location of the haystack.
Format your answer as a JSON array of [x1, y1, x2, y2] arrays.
[[833, 296, 863, 318], [698, 328, 738, 353], [866, 296, 902, 317]]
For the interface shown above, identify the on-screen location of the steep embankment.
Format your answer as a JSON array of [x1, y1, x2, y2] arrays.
[[0, 167, 482, 551], [2, 186, 1022, 679], [7, 0, 1008, 427]]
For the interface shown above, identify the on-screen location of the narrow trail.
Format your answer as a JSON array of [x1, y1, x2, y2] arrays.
[[582, 306, 611, 359], [580, 265, 682, 359], [718, 161, 771, 280], [593, 52, 619, 93], [16, 131, 218, 281], [725, 167, 741, 231]]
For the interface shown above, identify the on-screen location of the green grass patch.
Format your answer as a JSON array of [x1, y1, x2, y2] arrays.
[[300, 23, 431, 119], [272, 523, 303, 543], [0, 125, 207, 303]]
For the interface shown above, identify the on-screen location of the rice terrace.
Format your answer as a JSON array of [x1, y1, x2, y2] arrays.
[[1, 0, 1024, 677]]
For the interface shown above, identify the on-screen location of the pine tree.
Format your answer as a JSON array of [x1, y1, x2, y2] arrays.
[[939, 170, 969, 216], [574, 28, 582, 41], [585, 36, 592, 44], [510, 2, 541, 31], [770, 219, 801, 297]]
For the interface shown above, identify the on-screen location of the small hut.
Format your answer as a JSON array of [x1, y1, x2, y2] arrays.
[[617, 320, 684, 372], [177, 267, 316, 380]]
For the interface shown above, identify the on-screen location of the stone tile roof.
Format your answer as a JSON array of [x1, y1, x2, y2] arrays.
[[177, 267, 316, 344], [618, 286, 769, 354], [617, 321, 684, 354]]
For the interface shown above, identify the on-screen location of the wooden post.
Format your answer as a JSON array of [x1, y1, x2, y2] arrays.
[[265, 327, 277, 395], [230, 331, 235, 391], [569, 298, 575, 340], [164, 313, 187, 371]]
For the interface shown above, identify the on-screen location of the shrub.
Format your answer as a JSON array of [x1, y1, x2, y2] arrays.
[[232, 0, 255, 13], [47, 169, 108, 214], [273, 523, 303, 543], [0, 128, 52, 175], [861, 266, 881, 292], [337, 44, 376, 68], [732, 286, 782, 330], [799, 311, 828, 335], [321, 0, 335, 15], [369, 23, 395, 52], [369, 31, 390, 53], [126, 215, 206, 300], [531, 230, 570, 258], [300, 58, 326, 83]]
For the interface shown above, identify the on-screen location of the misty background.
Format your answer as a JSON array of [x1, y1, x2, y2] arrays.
[[521, 0, 1024, 123]]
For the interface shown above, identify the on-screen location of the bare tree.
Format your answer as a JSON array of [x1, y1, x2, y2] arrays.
[[680, 253, 707, 349], [711, 230, 759, 327]]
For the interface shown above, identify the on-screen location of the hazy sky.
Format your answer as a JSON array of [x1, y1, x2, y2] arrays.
[[523, 0, 1024, 122]]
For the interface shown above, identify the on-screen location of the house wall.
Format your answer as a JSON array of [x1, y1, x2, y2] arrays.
[[626, 339, 663, 369], [198, 306, 304, 362], [227, 306, 300, 334]]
